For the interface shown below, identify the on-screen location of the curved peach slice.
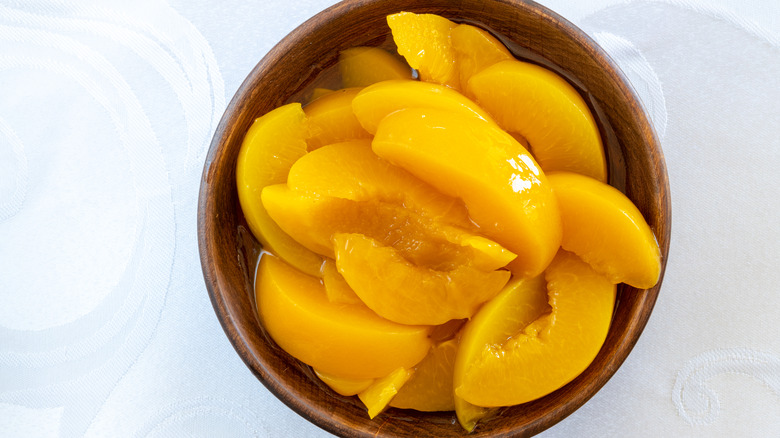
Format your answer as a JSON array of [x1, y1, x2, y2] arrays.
[[440, 230, 517, 271], [372, 108, 562, 277], [256, 254, 432, 380], [453, 275, 549, 431], [455, 250, 616, 407], [321, 258, 362, 305], [390, 338, 458, 412], [261, 185, 341, 257], [236, 103, 323, 277], [333, 233, 510, 326], [548, 171, 661, 289], [351, 80, 494, 134], [450, 24, 513, 91], [287, 139, 471, 226], [314, 369, 374, 396], [339, 46, 413, 88], [358, 367, 413, 419], [387, 12, 460, 90], [468, 60, 608, 182], [262, 185, 472, 268], [304, 87, 371, 149]]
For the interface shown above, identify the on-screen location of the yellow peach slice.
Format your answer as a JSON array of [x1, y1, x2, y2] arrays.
[[455, 250, 616, 407], [351, 80, 494, 134], [286, 139, 471, 225], [468, 60, 608, 182], [453, 275, 549, 431], [333, 233, 510, 326], [314, 369, 374, 396], [441, 231, 517, 272], [548, 171, 661, 289], [235, 103, 323, 277], [387, 12, 460, 90], [390, 338, 458, 412], [372, 107, 562, 277], [358, 367, 413, 419], [256, 254, 432, 380], [450, 24, 513, 91], [321, 258, 362, 305], [261, 185, 344, 257], [304, 87, 371, 149], [262, 185, 472, 269], [339, 46, 413, 88]]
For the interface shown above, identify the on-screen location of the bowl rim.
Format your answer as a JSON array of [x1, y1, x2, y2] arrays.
[[197, 0, 671, 436]]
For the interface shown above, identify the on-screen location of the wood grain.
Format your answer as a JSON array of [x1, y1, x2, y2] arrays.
[[197, 0, 671, 436]]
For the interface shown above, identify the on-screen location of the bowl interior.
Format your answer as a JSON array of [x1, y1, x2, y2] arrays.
[[198, 0, 671, 436]]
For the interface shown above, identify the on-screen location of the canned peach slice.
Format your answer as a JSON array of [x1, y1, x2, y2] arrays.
[[468, 60, 608, 182], [548, 171, 661, 289], [235, 103, 323, 277], [256, 254, 431, 380]]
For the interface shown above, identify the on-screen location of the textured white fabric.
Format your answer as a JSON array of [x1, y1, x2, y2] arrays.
[[0, 0, 777, 436]]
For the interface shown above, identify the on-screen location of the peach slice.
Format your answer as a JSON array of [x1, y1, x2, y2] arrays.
[[304, 87, 371, 149], [261, 185, 346, 257], [390, 338, 458, 412], [287, 140, 471, 225], [372, 107, 562, 278], [321, 258, 362, 305], [548, 171, 661, 289], [339, 46, 413, 88], [314, 369, 374, 396], [450, 24, 513, 92], [387, 12, 460, 90], [442, 231, 517, 272], [235, 102, 323, 277], [256, 254, 432, 380], [453, 275, 549, 431], [262, 185, 472, 269], [468, 60, 608, 182], [358, 367, 413, 419], [333, 233, 510, 326], [351, 80, 494, 134], [455, 250, 616, 407]]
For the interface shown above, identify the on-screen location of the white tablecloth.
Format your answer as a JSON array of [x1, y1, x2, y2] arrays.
[[1, 0, 778, 436]]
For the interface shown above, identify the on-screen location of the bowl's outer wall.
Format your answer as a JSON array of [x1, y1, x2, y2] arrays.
[[198, 0, 671, 436]]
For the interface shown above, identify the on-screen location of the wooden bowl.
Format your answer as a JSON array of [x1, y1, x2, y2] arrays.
[[198, 0, 671, 436]]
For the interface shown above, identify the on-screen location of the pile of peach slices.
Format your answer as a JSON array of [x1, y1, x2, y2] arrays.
[[236, 11, 661, 432]]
